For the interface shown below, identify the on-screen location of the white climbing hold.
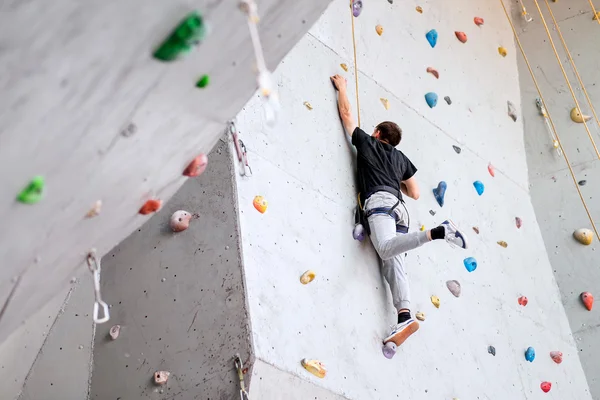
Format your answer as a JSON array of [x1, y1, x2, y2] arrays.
[[170, 210, 198, 232], [154, 371, 171, 385], [109, 325, 121, 340]]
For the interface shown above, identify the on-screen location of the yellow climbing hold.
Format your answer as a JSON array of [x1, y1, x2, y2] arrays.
[[430, 295, 440, 308], [570, 107, 592, 123], [304, 101, 313, 110], [300, 270, 316, 284], [420, 225, 425, 231], [416, 6, 423, 13], [573, 228, 594, 245], [497, 241, 508, 248], [375, 25, 384, 36], [340, 63, 348, 72], [380, 98, 390, 110], [415, 311, 425, 321], [301, 359, 327, 378], [593, 11, 600, 20], [498, 47, 507, 57]]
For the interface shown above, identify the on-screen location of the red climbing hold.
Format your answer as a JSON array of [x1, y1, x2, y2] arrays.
[[540, 382, 551, 393], [550, 351, 563, 364], [488, 163, 495, 177], [183, 154, 208, 177], [455, 31, 468, 43], [426, 67, 439, 79], [139, 199, 162, 215], [474, 17, 484, 26], [581, 291, 594, 311], [518, 296, 528, 306]]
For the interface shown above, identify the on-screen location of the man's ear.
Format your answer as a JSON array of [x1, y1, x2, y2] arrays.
[[373, 130, 379, 138]]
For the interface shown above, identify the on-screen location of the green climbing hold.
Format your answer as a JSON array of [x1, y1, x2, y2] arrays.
[[196, 74, 210, 88], [153, 11, 206, 62], [17, 176, 45, 204]]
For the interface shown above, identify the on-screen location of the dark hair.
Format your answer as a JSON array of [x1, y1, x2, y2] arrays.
[[376, 121, 402, 146]]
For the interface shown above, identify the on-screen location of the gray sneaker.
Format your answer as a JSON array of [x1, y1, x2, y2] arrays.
[[441, 220, 468, 249]]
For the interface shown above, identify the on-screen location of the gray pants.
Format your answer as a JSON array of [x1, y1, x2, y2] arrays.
[[364, 191, 429, 312]]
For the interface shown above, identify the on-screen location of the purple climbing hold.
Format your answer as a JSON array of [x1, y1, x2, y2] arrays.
[[433, 181, 447, 207], [353, 223, 365, 241], [352, 0, 363, 17], [425, 92, 438, 108], [525, 347, 536, 362], [473, 180, 484, 196], [426, 29, 438, 48], [463, 257, 477, 272]]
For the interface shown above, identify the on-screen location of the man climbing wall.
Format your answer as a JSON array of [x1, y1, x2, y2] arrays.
[[330, 74, 470, 357]]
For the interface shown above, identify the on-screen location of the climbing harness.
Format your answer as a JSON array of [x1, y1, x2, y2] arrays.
[[86, 250, 110, 324], [355, 186, 410, 237], [234, 354, 249, 400], [229, 121, 252, 176]]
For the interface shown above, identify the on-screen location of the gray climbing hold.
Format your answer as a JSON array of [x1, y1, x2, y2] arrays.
[[387, 0, 393, 3], [507, 101, 517, 122], [579, 180, 587, 186], [446, 280, 461, 297], [444, 96, 452, 105], [488, 346, 496, 356], [452, 145, 461, 154], [429, 209, 436, 216]]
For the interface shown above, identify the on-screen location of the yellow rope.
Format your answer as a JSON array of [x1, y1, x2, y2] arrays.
[[350, 1, 361, 127], [499, 0, 599, 240], [543, 0, 600, 132], [531, 0, 600, 160], [588, 0, 600, 24]]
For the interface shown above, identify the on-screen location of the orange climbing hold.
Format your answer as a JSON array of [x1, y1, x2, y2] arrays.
[[375, 25, 384, 36], [253, 196, 268, 213], [139, 199, 162, 215], [416, 6, 423, 13], [183, 154, 208, 177], [455, 31, 467, 43], [498, 47, 508, 57], [426, 67, 439, 79], [301, 359, 327, 378], [581, 291, 594, 311], [474, 17, 484, 26]]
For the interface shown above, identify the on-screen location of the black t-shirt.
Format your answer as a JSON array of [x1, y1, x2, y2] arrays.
[[351, 127, 417, 200]]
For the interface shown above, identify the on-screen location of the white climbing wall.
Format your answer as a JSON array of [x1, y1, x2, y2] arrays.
[[233, 0, 592, 398]]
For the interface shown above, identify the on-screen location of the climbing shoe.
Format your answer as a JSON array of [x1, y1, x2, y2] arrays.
[[441, 220, 468, 249], [383, 319, 420, 347]]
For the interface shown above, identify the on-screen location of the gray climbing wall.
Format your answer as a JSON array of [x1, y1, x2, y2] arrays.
[[0, 0, 333, 345], [232, 0, 592, 398], [516, 0, 600, 397]]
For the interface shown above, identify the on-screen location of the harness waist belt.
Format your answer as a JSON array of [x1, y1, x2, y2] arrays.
[[362, 185, 401, 203]]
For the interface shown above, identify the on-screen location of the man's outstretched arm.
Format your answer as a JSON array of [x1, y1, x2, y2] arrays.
[[401, 177, 420, 200], [331, 74, 357, 136]]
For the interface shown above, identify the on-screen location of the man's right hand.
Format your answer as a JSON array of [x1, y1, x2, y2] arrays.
[[330, 74, 347, 92]]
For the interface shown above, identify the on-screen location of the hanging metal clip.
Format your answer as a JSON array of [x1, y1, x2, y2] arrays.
[[86, 250, 110, 324], [234, 354, 249, 400], [229, 121, 252, 177]]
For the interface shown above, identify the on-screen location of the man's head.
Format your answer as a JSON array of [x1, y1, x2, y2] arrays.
[[373, 121, 402, 146]]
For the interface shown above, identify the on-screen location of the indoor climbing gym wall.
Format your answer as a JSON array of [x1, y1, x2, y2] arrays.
[[233, 0, 593, 398]]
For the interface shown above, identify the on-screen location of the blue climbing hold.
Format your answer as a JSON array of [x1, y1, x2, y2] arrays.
[[426, 29, 438, 48], [463, 257, 477, 272], [425, 92, 438, 108], [525, 347, 536, 362], [473, 180, 485, 196], [433, 181, 447, 207]]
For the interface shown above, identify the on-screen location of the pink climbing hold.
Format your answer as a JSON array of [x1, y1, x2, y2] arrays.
[[550, 351, 563, 364], [488, 163, 495, 177], [474, 17, 484, 26], [541, 382, 552, 393], [515, 217, 523, 229], [518, 296, 528, 306], [455, 31, 468, 43]]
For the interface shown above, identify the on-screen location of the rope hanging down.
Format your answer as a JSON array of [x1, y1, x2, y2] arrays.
[[350, 1, 361, 127], [499, 0, 599, 240], [588, 0, 600, 24]]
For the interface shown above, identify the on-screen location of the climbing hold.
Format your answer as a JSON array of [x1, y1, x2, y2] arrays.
[[578, 180, 587, 186], [570, 107, 592, 123], [525, 347, 536, 362], [518, 296, 528, 306], [488, 345, 496, 356], [594, 11, 600, 20], [474, 17, 484, 26], [425, 92, 438, 108], [380, 98, 390, 110], [430, 295, 440, 308], [473, 181, 484, 195], [498, 47, 507, 57], [516, 217, 523, 229], [301, 359, 326, 378], [154, 371, 171, 385], [426, 67, 439, 79], [488, 163, 495, 177], [433, 181, 447, 207], [340, 63, 348, 72], [85, 200, 103, 219], [17, 176, 45, 204], [446, 280, 461, 297], [452, 145, 462, 154], [455, 31, 467, 43], [573, 228, 594, 245], [300, 270, 316, 284], [195, 74, 210, 88], [497, 241, 508, 248], [416, 6, 423, 13], [170, 210, 198, 232], [387, 0, 393, 4], [375, 25, 384, 36], [429, 210, 436, 216], [540, 382, 552, 393], [425, 29, 438, 48], [472, 227, 480, 234], [420, 225, 425, 231], [153, 12, 206, 61], [253, 196, 268, 213], [139, 199, 162, 215], [415, 311, 425, 321], [183, 154, 208, 177], [109, 325, 121, 340], [507, 101, 518, 122], [550, 351, 563, 364], [353, 223, 365, 241], [580, 291, 594, 311], [463, 257, 477, 272], [351, 0, 363, 17], [304, 101, 313, 110], [444, 96, 452, 105]]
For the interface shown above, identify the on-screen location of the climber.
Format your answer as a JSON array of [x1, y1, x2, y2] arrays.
[[330, 74, 469, 348]]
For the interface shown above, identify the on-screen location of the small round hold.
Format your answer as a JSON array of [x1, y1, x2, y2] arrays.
[[353, 224, 365, 241], [540, 382, 551, 393], [550, 351, 563, 364], [253, 196, 268, 213], [518, 296, 528, 306], [573, 228, 594, 245], [415, 6, 423, 13], [463, 257, 477, 272], [170, 210, 195, 232], [525, 346, 536, 362], [154, 371, 171, 385], [375, 25, 384, 36], [578, 180, 587, 186], [109, 325, 121, 340], [351, 0, 363, 17], [139, 199, 162, 215], [455, 31, 468, 43], [183, 154, 208, 177], [300, 270, 316, 284], [474, 17, 484, 26], [415, 311, 425, 321], [196, 74, 210, 88], [498, 47, 508, 57], [382, 341, 397, 359]]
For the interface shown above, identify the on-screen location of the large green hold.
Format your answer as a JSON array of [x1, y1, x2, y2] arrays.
[[153, 11, 206, 61]]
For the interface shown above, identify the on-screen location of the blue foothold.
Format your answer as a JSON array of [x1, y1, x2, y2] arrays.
[[525, 347, 536, 362], [473, 180, 485, 196], [426, 29, 438, 48], [425, 92, 438, 108], [463, 257, 477, 272], [433, 181, 447, 207]]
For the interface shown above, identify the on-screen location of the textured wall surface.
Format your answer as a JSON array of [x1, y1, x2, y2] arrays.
[[516, 0, 600, 397], [234, 0, 592, 398]]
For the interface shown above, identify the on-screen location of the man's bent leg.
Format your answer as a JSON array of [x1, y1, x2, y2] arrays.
[[368, 213, 429, 260]]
